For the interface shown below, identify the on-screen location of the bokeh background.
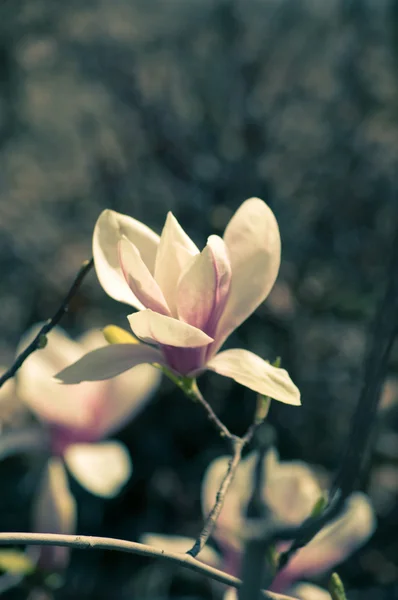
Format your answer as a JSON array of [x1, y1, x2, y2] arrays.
[[1, 0, 398, 598]]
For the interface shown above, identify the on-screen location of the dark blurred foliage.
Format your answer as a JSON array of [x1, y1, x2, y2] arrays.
[[1, 0, 398, 598]]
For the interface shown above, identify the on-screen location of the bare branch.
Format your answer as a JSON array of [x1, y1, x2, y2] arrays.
[[0, 532, 281, 600], [0, 258, 94, 390]]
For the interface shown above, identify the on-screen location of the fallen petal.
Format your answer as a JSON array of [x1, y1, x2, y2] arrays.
[[55, 344, 164, 384], [93, 209, 160, 308], [207, 349, 300, 406], [64, 441, 132, 498], [128, 309, 213, 348]]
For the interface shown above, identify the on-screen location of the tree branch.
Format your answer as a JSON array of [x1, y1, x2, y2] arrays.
[[0, 258, 94, 390], [0, 532, 282, 600]]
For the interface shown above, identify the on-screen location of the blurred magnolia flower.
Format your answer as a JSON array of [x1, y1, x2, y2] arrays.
[[8, 326, 160, 572], [56, 198, 300, 407], [202, 449, 376, 595], [17, 326, 160, 497]]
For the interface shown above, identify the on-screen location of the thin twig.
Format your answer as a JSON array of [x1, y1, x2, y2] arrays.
[[187, 436, 245, 557], [0, 258, 94, 390], [0, 532, 283, 600], [186, 384, 265, 558]]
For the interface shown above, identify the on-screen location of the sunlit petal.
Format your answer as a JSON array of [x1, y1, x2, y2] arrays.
[[128, 309, 213, 347], [214, 198, 281, 351], [289, 584, 332, 600], [93, 209, 160, 308], [207, 349, 300, 405], [154, 212, 199, 315], [64, 441, 132, 498]]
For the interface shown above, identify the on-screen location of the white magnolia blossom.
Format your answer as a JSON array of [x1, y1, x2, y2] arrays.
[[17, 326, 160, 497], [203, 449, 376, 594], [56, 198, 300, 407]]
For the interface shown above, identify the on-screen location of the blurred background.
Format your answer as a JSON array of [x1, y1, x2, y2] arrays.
[[1, 0, 398, 598]]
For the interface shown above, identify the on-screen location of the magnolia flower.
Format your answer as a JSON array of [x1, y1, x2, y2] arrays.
[[6, 325, 160, 573], [17, 326, 160, 497], [203, 449, 376, 595], [56, 199, 300, 407]]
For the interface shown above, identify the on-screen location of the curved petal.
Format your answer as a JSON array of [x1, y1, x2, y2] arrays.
[[214, 198, 281, 351], [265, 454, 322, 525], [119, 236, 171, 315], [93, 209, 160, 308], [207, 349, 301, 406], [177, 235, 231, 336], [280, 493, 376, 581], [32, 458, 76, 571], [55, 344, 164, 384], [97, 363, 161, 437], [17, 326, 107, 429], [154, 212, 199, 316], [289, 584, 332, 600], [128, 309, 213, 348], [141, 534, 221, 568], [64, 441, 132, 498]]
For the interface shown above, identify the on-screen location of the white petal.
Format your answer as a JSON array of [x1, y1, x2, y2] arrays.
[[93, 209, 160, 308], [154, 212, 199, 315], [119, 236, 171, 315], [141, 534, 221, 567], [214, 198, 281, 351], [289, 584, 332, 600], [96, 363, 161, 438], [17, 326, 107, 429], [284, 493, 376, 579], [207, 349, 300, 406], [32, 458, 76, 570], [64, 441, 132, 498], [55, 344, 164, 384], [177, 235, 231, 335], [128, 309, 213, 348], [265, 454, 322, 525]]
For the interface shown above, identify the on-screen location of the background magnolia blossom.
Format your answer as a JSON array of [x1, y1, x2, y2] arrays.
[[0, 326, 161, 573], [140, 448, 375, 599], [56, 199, 301, 408]]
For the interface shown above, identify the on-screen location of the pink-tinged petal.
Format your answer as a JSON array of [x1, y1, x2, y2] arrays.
[[128, 309, 213, 348], [64, 441, 132, 498], [154, 212, 199, 316], [93, 209, 160, 308], [289, 584, 332, 600], [17, 326, 108, 430], [55, 344, 164, 384], [118, 236, 171, 315], [207, 349, 300, 406], [265, 450, 322, 525], [177, 235, 231, 336], [278, 493, 376, 583], [214, 198, 281, 352], [141, 534, 221, 568], [31, 458, 76, 571]]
